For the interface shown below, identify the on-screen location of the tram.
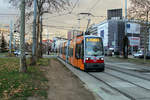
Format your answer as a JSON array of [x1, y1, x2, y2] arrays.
[[59, 35, 105, 71]]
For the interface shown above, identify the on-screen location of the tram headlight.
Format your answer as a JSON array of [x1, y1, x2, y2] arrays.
[[86, 57, 90, 60], [100, 58, 104, 60]]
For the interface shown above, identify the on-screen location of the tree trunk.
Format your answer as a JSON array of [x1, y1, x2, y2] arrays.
[[31, 0, 37, 65], [39, 15, 43, 58], [123, 36, 129, 59], [19, 0, 27, 72], [36, 14, 40, 59], [144, 11, 149, 63]]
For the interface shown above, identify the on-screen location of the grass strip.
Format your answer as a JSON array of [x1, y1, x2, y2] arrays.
[[0, 57, 49, 100]]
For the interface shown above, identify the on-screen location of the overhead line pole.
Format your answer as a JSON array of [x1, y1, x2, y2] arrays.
[[124, 0, 128, 58], [125, 0, 127, 22], [9, 20, 13, 54], [32, 0, 37, 65]]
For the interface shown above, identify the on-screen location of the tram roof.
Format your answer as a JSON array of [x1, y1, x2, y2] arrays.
[[84, 35, 101, 38]]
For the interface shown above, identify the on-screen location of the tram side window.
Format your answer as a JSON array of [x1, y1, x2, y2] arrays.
[[75, 44, 81, 59], [80, 41, 84, 59], [68, 47, 73, 57], [68, 47, 70, 57], [61, 47, 63, 54], [62, 47, 65, 55], [69, 47, 73, 57], [64, 47, 66, 55], [70, 48, 73, 57], [59, 47, 62, 54], [62, 47, 64, 54]]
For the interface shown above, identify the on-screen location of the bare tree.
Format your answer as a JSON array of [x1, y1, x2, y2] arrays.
[[128, 0, 150, 62], [20, 0, 27, 72], [35, 0, 70, 59], [128, 0, 150, 20], [9, 0, 70, 65]]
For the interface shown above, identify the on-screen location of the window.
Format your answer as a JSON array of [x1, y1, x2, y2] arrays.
[[81, 41, 84, 59], [71, 48, 73, 57], [75, 44, 81, 59]]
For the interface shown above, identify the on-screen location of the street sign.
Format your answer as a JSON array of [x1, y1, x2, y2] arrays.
[[128, 37, 140, 46], [127, 22, 140, 34]]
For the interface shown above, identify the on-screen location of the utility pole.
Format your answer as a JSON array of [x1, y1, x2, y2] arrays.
[[125, 0, 127, 21], [148, 29, 150, 51], [131, 29, 134, 55], [86, 18, 91, 32], [39, 15, 43, 58], [19, 0, 27, 72], [78, 13, 92, 32], [144, 11, 149, 63], [32, 0, 37, 65], [114, 32, 116, 52], [123, 0, 128, 58], [78, 18, 80, 31], [13, 36, 16, 50], [9, 20, 13, 54], [78, 12, 92, 63]]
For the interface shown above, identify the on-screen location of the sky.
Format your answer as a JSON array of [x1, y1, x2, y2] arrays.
[[42, 0, 129, 38], [0, 0, 130, 39], [0, 0, 19, 26]]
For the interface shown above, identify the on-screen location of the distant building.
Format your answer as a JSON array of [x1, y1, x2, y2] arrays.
[[107, 8, 123, 20], [88, 19, 143, 54], [52, 37, 67, 52], [88, 20, 125, 53], [0, 28, 10, 44]]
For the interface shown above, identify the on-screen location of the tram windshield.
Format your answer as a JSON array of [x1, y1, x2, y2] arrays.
[[85, 37, 104, 56]]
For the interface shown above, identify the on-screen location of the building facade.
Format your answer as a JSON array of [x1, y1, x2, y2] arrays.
[[88, 19, 144, 54]]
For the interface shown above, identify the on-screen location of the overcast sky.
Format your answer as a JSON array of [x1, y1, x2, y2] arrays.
[[0, 0, 19, 25], [0, 0, 130, 39], [42, 0, 129, 38]]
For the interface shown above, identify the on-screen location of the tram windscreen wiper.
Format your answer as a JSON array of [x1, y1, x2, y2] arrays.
[[93, 54, 98, 57]]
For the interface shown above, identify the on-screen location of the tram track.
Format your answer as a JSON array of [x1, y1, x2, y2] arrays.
[[87, 72, 136, 100], [88, 71, 150, 100], [58, 57, 133, 100], [58, 57, 150, 100], [104, 70, 150, 91], [106, 64, 150, 81]]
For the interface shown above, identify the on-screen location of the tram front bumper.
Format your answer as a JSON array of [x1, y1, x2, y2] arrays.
[[84, 63, 105, 71]]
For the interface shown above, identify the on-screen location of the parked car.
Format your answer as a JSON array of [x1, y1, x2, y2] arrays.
[[14, 50, 20, 56], [133, 51, 150, 59], [146, 52, 150, 59], [14, 51, 30, 56], [133, 51, 143, 58]]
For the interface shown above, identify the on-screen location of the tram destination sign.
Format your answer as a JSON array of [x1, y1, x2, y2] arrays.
[[86, 38, 100, 42]]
